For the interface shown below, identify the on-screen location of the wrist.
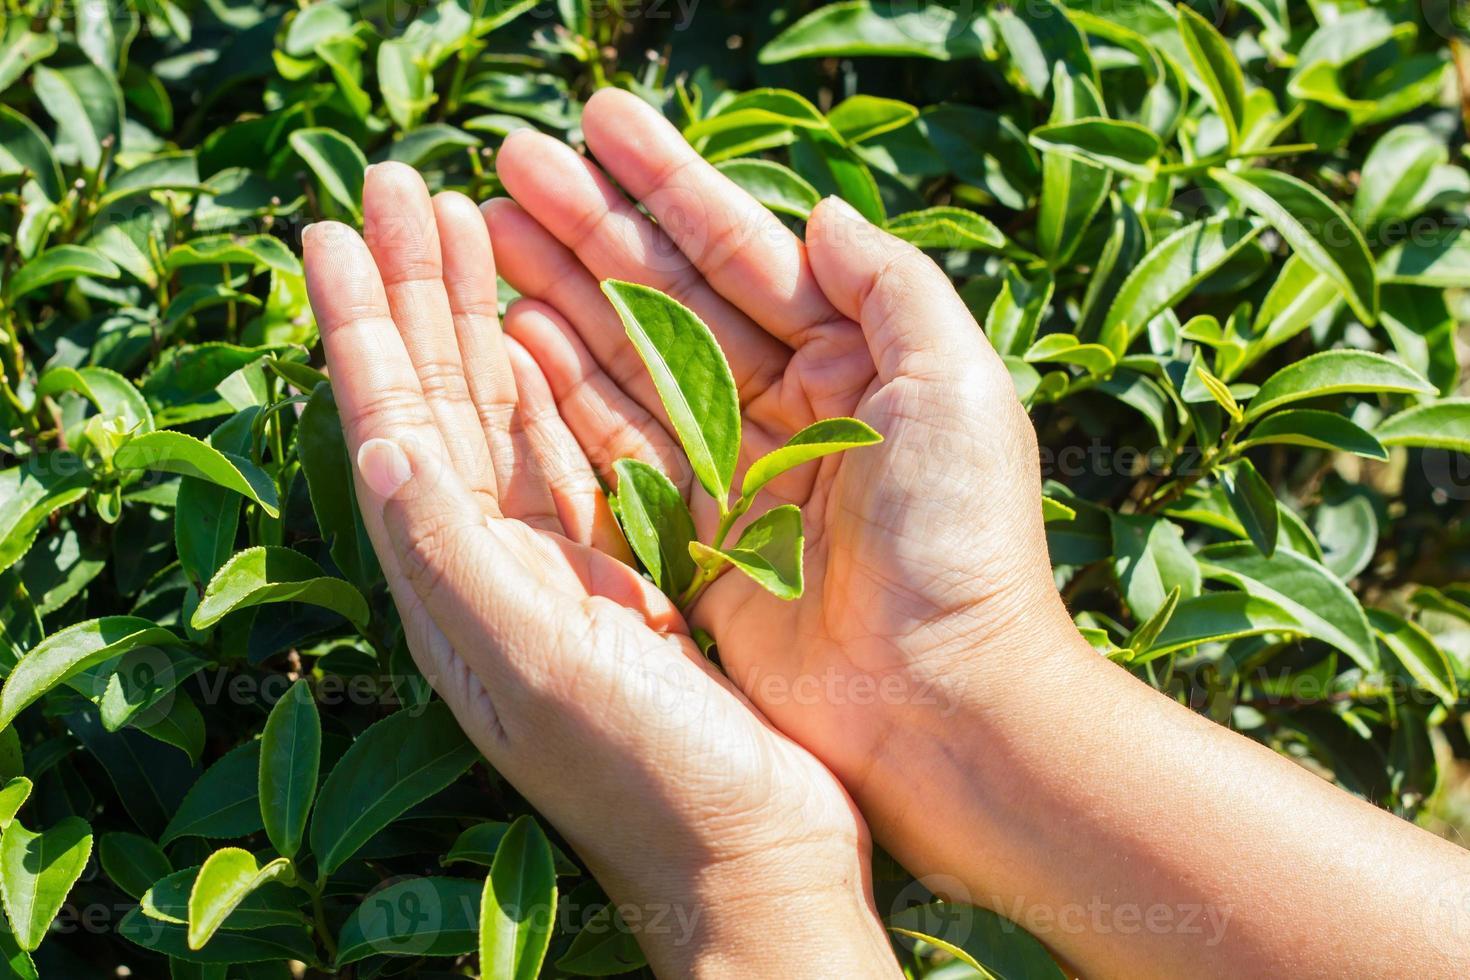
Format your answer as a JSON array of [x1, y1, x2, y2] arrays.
[[608, 846, 900, 978]]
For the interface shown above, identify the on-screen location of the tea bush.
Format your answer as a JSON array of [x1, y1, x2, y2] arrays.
[[3, 0, 1470, 975]]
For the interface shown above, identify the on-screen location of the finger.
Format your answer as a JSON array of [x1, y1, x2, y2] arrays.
[[503, 298, 688, 495], [504, 337, 635, 563], [362, 163, 498, 507], [805, 196, 999, 384], [494, 129, 790, 402], [431, 190, 519, 499], [355, 432, 583, 749], [482, 198, 677, 426], [582, 87, 850, 345]]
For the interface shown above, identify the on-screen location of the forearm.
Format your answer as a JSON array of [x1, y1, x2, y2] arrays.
[[859, 611, 1470, 978]]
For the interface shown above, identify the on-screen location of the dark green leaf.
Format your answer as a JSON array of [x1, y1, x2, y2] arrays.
[[309, 702, 479, 875], [335, 877, 480, 966], [258, 680, 319, 861]]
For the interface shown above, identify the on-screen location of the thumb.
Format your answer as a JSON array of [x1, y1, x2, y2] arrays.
[[356, 435, 585, 717], [805, 196, 997, 383]]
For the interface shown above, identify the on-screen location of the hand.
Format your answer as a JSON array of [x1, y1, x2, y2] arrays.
[[485, 89, 1073, 818], [301, 164, 899, 978], [487, 91, 1470, 980]]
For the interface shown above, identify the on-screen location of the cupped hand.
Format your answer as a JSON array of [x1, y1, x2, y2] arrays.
[[302, 163, 898, 977], [484, 89, 1074, 811]]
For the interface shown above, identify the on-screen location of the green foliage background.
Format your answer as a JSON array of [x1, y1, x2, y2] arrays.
[[2, 0, 1470, 975]]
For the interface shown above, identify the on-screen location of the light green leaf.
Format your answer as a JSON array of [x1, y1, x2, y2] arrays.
[[0, 779, 31, 832], [99, 152, 206, 206], [1177, 4, 1246, 151], [885, 206, 1008, 251], [985, 266, 1054, 357], [1142, 592, 1305, 660], [0, 617, 181, 730], [33, 63, 122, 170], [1245, 350, 1434, 421], [0, 816, 92, 951], [1352, 125, 1443, 230], [288, 127, 367, 221], [0, 22, 56, 93], [1109, 514, 1200, 621], [1029, 117, 1161, 180], [759, 1, 991, 63], [692, 505, 805, 600], [161, 741, 264, 845], [164, 235, 302, 277], [1198, 542, 1377, 670], [1379, 227, 1470, 288], [1237, 409, 1387, 460], [1036, 67, 1109, 265], [258, 680, 320, 861], [827, 95, 918, 144], [335, 876, 481, 966], [0, 457, 93, 575], [714, 159, 820, 218], [1370, 609, 1457, 706], [186, 850, 292, 950], [1024, 333, 1116, 377], [114, 431, 280, 517], [5, 246, 120, 300], [1210, 168, 1376, 323], [379, 38, 435, 131], [99, 832, 172, 901], [613, 459, 697, 599], [309, 702, 479, 875], [601, 280, 741, 503], [1101, 216, 1262, 345], [741, 418, 881, 499], [142, 863, 302, 930], [479, 816, 557, 980], [191, 546, 368, 630], [1374, 399, 1470, 453], [35, 366, 152, 434]]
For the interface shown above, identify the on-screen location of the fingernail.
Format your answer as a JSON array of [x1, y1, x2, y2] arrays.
[[357, 438, 413, 499], [821, 195, 864, 223]]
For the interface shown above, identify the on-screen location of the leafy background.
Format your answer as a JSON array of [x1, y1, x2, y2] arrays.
[[3, 0, 1470, 975]]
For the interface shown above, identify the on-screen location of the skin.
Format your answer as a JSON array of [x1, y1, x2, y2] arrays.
[[304, 89, 1470, 978]]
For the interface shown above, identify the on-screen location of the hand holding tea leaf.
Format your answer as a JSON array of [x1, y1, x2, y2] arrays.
[[302, 162, 898, 979]]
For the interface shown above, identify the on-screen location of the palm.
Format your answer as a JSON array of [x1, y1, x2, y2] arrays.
[[487, 89, 1054, 787]]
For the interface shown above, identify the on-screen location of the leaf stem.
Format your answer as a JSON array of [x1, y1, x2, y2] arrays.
[[295, 871, 338, 962]]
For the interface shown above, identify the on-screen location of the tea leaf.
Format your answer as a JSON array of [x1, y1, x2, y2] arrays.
[[0, 816, 92, 950], [741, 418, 882, 499], [191, 547, 368, 630], [601, 280, 741, 504], [479, 815, 557, 980], [613, 459, 697, 598], [186, 849, 294, 949], [0, 617, 182, 730], [258, 680, 320, 861], [335, 877, 481, 966], [309, 702, 479, 875]]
